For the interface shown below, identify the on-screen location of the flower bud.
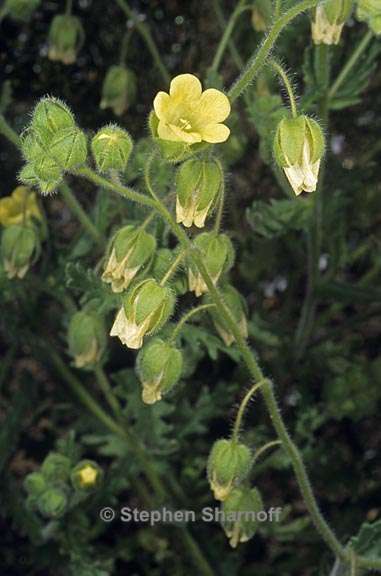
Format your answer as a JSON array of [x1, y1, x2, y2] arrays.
[[207, 439, 252, 501], [0, 186, 42, 227], [273, 115, 324, 196], [1, 224, 40, 279], [356, 0, 381, 35], [70, 460, 103, 491], [176, 159, 222, 228], [48, 14, 84, 65], [102, 225, 156, 292], [21, 131, 62, 182], [137, 338, 183, 404], [67, 311, 106, 368], [188, 232, 234, 297], [23, 472, 47, 495], [110, 278, 175, 349], [19, 163, 62, 196], [100, 65, 137, 116], [222, 487, 264, 548], [31, 97, 75, 140], [91, 125, 133, 173], [38, 486, 68, 518], [312, 0, 353, 45], [206, 285, 248, 346], [5, 0, 40, 22], [49, 126, 88, 170], [251, 0, 272, 32], [41, 452, 72, 483]]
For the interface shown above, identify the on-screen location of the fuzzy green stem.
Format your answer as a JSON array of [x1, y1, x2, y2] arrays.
[[228, 0, 321, 102], [93, 364, 121, 419], [60, 182, 105, 247], [252, 440, 282, 465], [160, 250, 185, 286], [0, 114, 22, 147], [170, 304, 216, 343], [329, 30, 373, 100], [214, 161, 225, 232], [212, 0, 244, 71], [269, 59, 298, 118], [210, 0, 247, 73], [232, 380, 267, 442], [119, 28, 134, 65], [114, 0, 170, 85], [274, 0, 282, 19]]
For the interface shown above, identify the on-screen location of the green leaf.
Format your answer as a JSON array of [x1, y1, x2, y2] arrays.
[[246, 198, 312, 238]]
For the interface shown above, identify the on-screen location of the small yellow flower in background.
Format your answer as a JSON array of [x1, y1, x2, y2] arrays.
[[153, 73, 231, 144], [78, 465, 98, 487], [0, 186, 42, 227]]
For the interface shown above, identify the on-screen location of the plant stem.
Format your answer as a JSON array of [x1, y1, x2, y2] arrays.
[[113, 0, 170, 85], [65, 0, 73, 15], [0, 113, 22, 147], [60, 182, 105, 247], [228, 0, 321, 102], [232, 380, 267, 442], [212, 0, 244, 70], [252, 439, 282, 465], [119, 27, 134, 65], [170, 304, 216, 343], [214, 162, 225, 232], [269, 59, 298, 118], [93, 364, 121, 419], [274, 0, 282, 19], [160, 250, 185, 286], [329, 29, 373, 100], [210, 0, 247, 73]]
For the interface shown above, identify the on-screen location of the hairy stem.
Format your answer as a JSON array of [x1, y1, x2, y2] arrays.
[[93, 364, 121, 418], [160, 250, 185, 286], [232, 380, 267, 442], [60, 182, 105, 247], [269, 59, 298, 118], [170, 304, 216, 343], [252, 440, 282, 465], [210, 0, 247, 73]]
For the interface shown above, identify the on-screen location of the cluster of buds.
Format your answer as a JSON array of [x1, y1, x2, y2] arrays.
[[110, 278, 175, 349], [20, 97, 87, 195], [175, 158, 223, 228], [100, 65, 137, 116], [311, 0, 353, 45], [137, 338, 183, 404], [91, 125, 133, 173], [206, 285, 248, 346], [48, 14, 84, 65], [4, 0, 40, 22], [102, 225, 156, 292], [207, 438, 252, 501], [356, 0, 381, 35], [188, 232, 234, 297], [67, 310, 106, 369], [273, 115, 325, 196], [221, 487, 264, 548]]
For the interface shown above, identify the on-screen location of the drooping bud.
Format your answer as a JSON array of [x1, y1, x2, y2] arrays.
[[38, 486, 68, 518], [67, 311, 106, 368], [91, 125, 133, 173], [188, 232, 234, 297], [1, 224, 40, 279], [70, 460, 103, 491], [0, 186, 42, 227], [221, 487, 264, 548], [312, 0, 353, 45], [251, 0, 272, 32], [136, 338, 183, 404], [31, 97, 76, 139], [110, 278, 175, 349], [356, 0, 381, 35], [102, 225, 156, 292], [176, 158, 222, 228], [273, 115, 325, 196], [100, 65, 137, 116], [41, 452, 72, 483], [4, 0, 40, 22], [206, 285, 248, 346], [48, 14, 84, 65], [207, 439, 252, 501]]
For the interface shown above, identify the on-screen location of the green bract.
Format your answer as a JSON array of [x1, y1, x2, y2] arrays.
[[41, 452, 72, 483], [48, 14, 84, 65], [23, 472, 47, 495], [207, 439, 252, 501], [100, 65, 137, 116], [188, 232, 234, 297], [222, 487, 264, 548], [137, 337, 183, 404], [92, 125, 133, 172], [38, 486, 68, 518], [67, 311, 106, 369], [1, 224, 40, 279]]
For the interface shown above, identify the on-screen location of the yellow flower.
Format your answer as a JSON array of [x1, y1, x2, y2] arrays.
[[153, 74, 231, 144], [78, 465, 98, 487], [0, 186, 42, 227]]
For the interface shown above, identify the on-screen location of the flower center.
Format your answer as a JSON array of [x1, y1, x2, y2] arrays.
[[179, 117, 193, 131]]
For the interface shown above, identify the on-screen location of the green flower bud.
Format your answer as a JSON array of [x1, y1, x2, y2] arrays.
[[222, 487, 264, 548], [1, 224, 40, 279], [102, 225, 156, 292], [19, 162, 62, 196], [137, 338, 183, 404], [206, 285, 248, 346], [91, 125, 133, 173], [48, 14, 84, 65], [5, 0, 40, 22], [31, 97, 75, 139], [357, 0, 381, 34], [21, 131, 62, 182], [71, 459, 103, 491], [207, 439, 252, 501], [100, 65, 137, 116], [110, 278, 175, 349], [48, 126, 87, 170], [188, 232, 234, 297], [38, 486, 68, 518], [273, 115, 325, 196], [251, 0, 272, 32], [176, 159, 222, 228], [41, 452, 72, 483], [312, 0, 353, 45], [23, 472, 47, 495], [67, 311, 106, 368]]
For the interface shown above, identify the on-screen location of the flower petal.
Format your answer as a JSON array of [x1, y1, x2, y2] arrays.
[[153, 91, 171, 120], [169, 74, 202, 100], [158, 121, 202, 144], [200, 123, 230, 144], [199, 88, 231, 123]]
